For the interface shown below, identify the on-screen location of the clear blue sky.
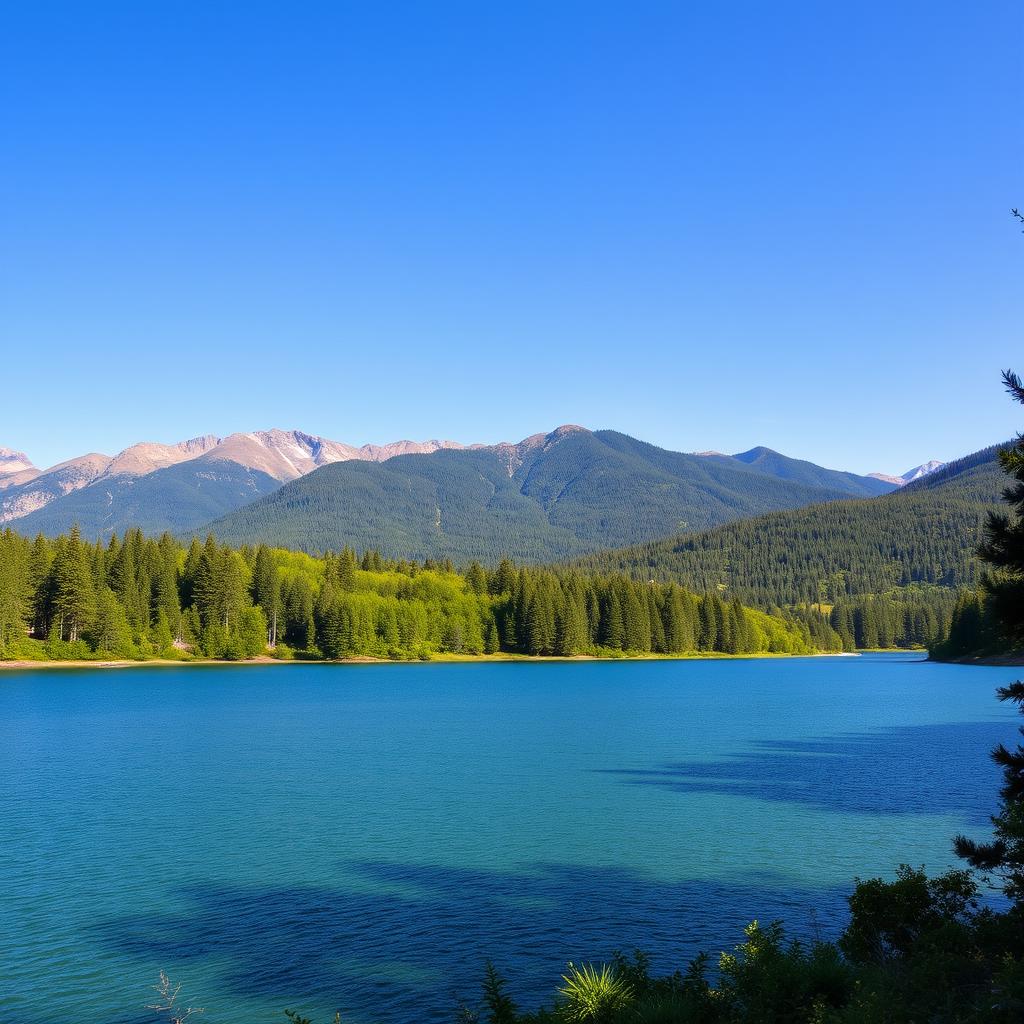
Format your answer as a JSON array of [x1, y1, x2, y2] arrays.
[[2, 1, 1021, 474]]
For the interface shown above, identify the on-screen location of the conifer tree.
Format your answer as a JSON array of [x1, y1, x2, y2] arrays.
[[50, 526, 95, 642], [0, 531, 29, 653], [697, 596, 717, 651], [465, 561, 488, 595], [88, 586, 133, 655], [955, 682, 1024, 905], [622, 583, 651, 652], [484, 617, 500, 654], [555, 592, 588, 656], [602, 590, 624, 649], [338, 547, 358, 591], [975, 369, 1024, 648]]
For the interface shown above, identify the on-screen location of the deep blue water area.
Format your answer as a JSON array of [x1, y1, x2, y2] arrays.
[[1, 654, 1019, 1023]]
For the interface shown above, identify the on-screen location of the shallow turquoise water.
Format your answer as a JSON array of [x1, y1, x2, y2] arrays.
[[0, 654, 1019, 1023]]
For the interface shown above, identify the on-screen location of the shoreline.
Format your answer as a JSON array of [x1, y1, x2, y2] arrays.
[[930, 652, 1024, 667], [0, 650, 868, 671]]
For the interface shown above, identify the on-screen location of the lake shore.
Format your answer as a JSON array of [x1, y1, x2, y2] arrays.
[[931, 652, 1024, 667], [0, 650, 866, 671]]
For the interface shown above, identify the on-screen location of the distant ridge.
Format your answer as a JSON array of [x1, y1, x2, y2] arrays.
[[695, 446, 895, 499], [0, 446, 40, 491], [202, 427, 898, 562], [3, 426, 901, 548], [0, 429, 472, 530], [868, 459, 946, 487], [570, 441, 1005, 607]]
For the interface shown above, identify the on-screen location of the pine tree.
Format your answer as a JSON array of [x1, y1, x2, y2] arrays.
[[697, 596, 717, 652], [88, 586, 133, 656], [50, 526, 95, 642], [602, 590, 624, 650], [484, 617, 500, 654], [152, 608, 175, 657], [338, 547, 358, 591], [465, 561, 488, 595], [975, 369, 1024, 649], [555, 592, 588, 656], [955, 682, 1024, 905], [0, 531, 29, 654], [252, 545, 281, 645], [491, 558, 517, 596], [27, 533, 53, 637], [622, 583, 651, 652]]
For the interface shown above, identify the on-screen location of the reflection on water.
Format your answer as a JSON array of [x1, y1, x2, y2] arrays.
[[0, 655, 1018, 1023]]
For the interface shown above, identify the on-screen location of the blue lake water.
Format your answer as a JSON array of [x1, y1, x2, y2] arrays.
[[1, 654, 1020, 1023]]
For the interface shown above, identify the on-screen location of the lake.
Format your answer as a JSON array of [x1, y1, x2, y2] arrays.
[[1, 654, 1019, 1023]]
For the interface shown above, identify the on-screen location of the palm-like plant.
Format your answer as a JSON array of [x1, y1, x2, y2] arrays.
[[558, 962, 634, 1023]]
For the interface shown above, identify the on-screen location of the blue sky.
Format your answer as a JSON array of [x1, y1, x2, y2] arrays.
[[2, 1, 1021, 474]]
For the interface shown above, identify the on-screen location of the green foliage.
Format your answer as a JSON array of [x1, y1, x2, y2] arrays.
[[0, 528, 812, 663], [574, 444, 1007, 650], [557, 963, 634, 1023], [935, 372, 1024, 660], [717, 920, 853, 1023], [479, 881, 1024, 1023], [283, 1010, 341, 1024], [955, 681, 1024, 904], [483, 961, 519, 1024], [975, 370, 1024, 650]]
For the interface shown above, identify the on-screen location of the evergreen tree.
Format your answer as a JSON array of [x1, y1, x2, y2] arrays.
[[555, 592, 588, 656], [602, 590, 624, 650], [697, 596, 717, 652], [622, 583, 651, 652], [483, 617, 500, 654], [88, 586, 133, 656], [465, 561, 488, 595], [955, 681, 1024, 905], [0, 531, 29, 654], [252, 545, 281, 645], [50, 526, 95, 642], [975, 369, 1024, 648], [338, 547, 358, 591]]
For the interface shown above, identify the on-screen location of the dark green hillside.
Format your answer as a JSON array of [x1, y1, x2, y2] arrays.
[[572, 443, 1005, 608], [205, 428, 870, 561], [16, 459, 280, 539]]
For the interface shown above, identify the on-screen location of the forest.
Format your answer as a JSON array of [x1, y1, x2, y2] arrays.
[[571, 444, 1005, 651], [0, 527, 819, 663]]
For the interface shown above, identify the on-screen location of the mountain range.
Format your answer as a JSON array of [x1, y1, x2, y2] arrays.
[[0, 427, 921, 559], [0, 431, 473, 536], [866, 460, 946, 487], [572, 443, 1003, 607]]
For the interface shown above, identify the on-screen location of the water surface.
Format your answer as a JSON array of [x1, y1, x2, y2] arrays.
[[1, 654, 1018, 1023]]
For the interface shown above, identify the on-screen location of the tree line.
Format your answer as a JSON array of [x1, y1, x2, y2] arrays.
[[0, 527, 817, 662], [567, 445, 1004, 652], [933, 371, 1024, 661]]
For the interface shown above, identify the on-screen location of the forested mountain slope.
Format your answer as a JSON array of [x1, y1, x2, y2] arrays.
[[0, 429, 467, 537], [203, 427, 888, 561], [3, 427, 891, 542], [14, 458, 283, 538], [570, 444, 1005, 607]]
